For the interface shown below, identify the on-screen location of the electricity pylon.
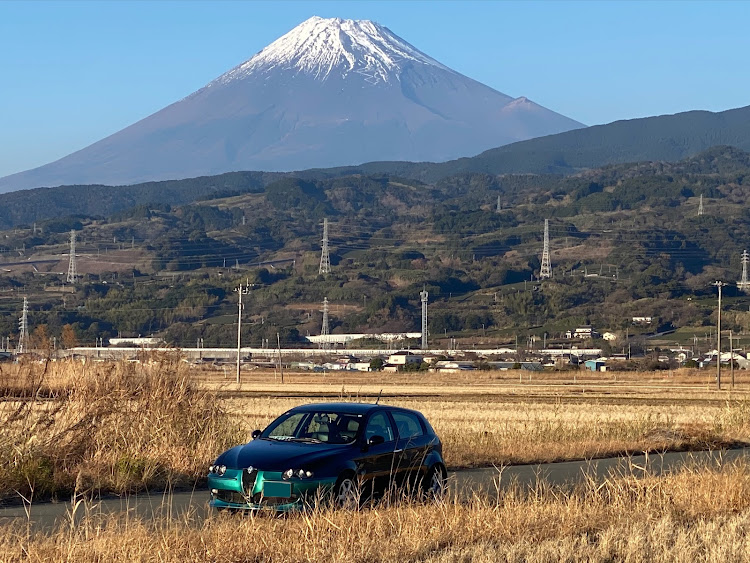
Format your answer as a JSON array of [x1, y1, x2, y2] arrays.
[[67, 230, 78, 284], [540, 219, 552, 279], [319, 218, 330, 275], [739, 250, 750, 292], [16, 297, 28, 354]]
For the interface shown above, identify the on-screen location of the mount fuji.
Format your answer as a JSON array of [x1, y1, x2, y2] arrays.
[[0, 16, 584, 193]]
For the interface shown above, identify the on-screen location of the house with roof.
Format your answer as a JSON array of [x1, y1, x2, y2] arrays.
[[387, 352, 424, 365]]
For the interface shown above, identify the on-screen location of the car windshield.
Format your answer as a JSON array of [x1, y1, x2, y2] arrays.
[[262, 411, 362, 444]]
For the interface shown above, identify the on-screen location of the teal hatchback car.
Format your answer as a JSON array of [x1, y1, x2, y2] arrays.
[[208, 402, 446, 511]]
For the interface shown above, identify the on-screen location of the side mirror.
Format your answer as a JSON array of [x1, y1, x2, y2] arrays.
[[251, 429, 261, 440], [367, 435, 385, 447]]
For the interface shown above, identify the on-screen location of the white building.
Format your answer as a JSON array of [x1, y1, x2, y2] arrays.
[[108, 337, 164, 348], [387, 352, 424, 365], [565, 326, 599, 339]]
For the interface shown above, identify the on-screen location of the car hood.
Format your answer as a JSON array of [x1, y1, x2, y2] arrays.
[[217, 439, 353, 470]]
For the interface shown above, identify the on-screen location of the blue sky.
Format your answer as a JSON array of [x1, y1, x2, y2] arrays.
[[1, 0, 749, 178]]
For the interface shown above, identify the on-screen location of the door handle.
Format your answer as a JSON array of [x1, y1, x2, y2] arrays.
[[394, 449, 404, 453]]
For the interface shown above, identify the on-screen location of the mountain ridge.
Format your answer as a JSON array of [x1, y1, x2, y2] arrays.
[[305, 104, 750, 182]]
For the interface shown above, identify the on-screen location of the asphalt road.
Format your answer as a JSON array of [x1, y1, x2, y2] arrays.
[[2, 448, 748, 533]]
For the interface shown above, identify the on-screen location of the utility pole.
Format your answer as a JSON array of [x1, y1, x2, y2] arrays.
[[16, 297, 28, 354], [67, 230, 78, 284], [321, 297, 330, 350], [713, 281, 727, 390], [319, 218, 331, 275], [698, 194, 704, 216], [235, 284, 248, 384], [729, 329, 735, 390], [738, 250, 750, 292], [277, 332, 284, 384], [420, 287, 429, 350], [496, 195, 501, 213], [540, 219, 552, 279]]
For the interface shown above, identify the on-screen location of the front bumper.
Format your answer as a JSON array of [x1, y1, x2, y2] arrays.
[[208, 468, 336, 512]]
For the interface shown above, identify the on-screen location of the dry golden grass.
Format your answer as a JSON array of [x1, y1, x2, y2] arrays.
[[0, 357, 241, 502], [3, 461, 750, 562], [3, 359, 750, 502], [4, 361, 750, 560], [208, 370, 750, 468]]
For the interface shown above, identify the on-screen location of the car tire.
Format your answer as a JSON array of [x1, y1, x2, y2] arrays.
[[423, 465, 447, 502], [334, 474, 360, 509]]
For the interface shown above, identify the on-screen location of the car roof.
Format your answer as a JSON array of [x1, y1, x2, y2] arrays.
[[290, 402, 403, 415]]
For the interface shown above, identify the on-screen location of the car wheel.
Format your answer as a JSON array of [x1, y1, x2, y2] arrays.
[[424, 465, 447, 502], [335, 474, 360, 509]]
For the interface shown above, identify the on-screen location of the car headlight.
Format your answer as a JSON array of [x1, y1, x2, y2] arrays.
[[283, 468, 314, 480], [209, 464, 227, 476]]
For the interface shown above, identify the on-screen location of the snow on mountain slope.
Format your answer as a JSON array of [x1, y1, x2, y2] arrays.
[[0, 16, 584, 192], [211, 16, 450, 85]]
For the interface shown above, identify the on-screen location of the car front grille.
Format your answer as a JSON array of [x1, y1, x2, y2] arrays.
[[251, 493, 299, 506], [242, 467, 258, 495], [216, 490, 248, 505]]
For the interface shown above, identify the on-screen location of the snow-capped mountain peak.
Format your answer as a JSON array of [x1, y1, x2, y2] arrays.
[[213, 16, 450, 86], [0, 16, 585, 192]]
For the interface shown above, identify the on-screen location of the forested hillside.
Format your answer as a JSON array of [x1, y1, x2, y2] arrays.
[[1, 146, 749, 351], [2, 105, 750, 230]]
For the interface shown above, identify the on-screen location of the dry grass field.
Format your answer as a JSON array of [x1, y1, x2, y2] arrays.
[[2, 358, 750, 501], [207, 368, 750, 468], [3, 358, 750, 561], [4, 461, 750, 562]]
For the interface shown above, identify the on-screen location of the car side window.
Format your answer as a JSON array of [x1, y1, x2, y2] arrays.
[[364, 412, 395, 443], [392, 411, 424, 439]]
